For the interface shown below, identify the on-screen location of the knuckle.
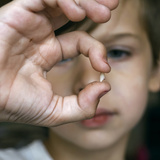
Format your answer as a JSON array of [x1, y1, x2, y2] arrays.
[[75, 30, 89, 39]]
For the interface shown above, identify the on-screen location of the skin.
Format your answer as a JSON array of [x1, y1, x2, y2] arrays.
[[0, 0, 119, 126], [45, 0, 160, 160]]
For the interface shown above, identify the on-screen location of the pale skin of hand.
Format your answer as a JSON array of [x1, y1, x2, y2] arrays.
[[0, 0, 118, 126]]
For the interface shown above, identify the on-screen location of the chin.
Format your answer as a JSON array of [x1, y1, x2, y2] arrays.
[[78, 143, 112, 151], [72, 134, 117, 151]]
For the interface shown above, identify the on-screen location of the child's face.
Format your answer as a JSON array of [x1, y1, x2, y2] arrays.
[[47, 0, 158, 151]]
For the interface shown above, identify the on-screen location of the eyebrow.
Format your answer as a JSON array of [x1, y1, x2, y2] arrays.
[[103, 33, 141, 43]]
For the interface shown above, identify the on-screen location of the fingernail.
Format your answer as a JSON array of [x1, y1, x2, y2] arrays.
[[98, 90, 108, 99], [103, 59, 111, 72]]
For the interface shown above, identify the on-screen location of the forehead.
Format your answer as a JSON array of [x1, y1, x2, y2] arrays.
[[90, 0, 143, 39]]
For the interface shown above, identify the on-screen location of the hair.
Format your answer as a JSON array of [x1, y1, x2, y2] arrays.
[[140, 0, 160, 67]]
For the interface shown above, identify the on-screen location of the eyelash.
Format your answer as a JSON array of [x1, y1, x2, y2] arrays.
[[107, 48, 131, 60]]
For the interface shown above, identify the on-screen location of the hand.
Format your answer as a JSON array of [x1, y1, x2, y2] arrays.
[[0, 0, 118, 126]]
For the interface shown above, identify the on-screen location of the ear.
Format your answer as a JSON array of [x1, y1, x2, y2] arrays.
[[149, 61, 160, 92]]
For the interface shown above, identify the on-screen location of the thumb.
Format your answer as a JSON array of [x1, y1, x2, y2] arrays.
[[41, 81, 110, 126]]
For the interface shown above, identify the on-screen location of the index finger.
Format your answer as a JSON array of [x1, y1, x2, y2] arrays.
[[66, 31, 110, 73], [44, 31, 111, 73]]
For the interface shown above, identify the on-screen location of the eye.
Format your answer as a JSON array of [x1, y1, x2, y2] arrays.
[[107, 49, 131, 60]]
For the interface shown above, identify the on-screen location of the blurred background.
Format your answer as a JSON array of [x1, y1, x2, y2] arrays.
[[126, 91, 160, 160]]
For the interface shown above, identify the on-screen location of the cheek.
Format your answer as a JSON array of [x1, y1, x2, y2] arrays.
[[115, 74, 149, 127], [110, 55, 152, 126]]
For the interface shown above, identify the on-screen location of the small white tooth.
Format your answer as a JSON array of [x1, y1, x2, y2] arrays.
[[100, 73, 105, 82]]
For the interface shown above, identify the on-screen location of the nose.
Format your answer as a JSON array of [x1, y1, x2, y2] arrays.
[[73, 55, 101, 94]]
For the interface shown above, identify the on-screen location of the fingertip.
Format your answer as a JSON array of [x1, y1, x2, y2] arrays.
[[103, 59, 111, 73], [75, 0, 112, 23], [109, 0, 119, 10], [96, 0, 119, 10], [79, 81, 110, 106], [88, 43, 111, 73], [89, 6, 111, 23], [78, 81, 110, 118], [98, 58, 111, 73], [92, 60, 111, 74], [58, 0, 86, 22]]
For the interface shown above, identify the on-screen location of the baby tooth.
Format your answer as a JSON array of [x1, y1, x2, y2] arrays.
[[100, 73, 105, 82]]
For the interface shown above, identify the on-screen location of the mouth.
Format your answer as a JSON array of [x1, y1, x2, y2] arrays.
[[80, 108, 117, 128]]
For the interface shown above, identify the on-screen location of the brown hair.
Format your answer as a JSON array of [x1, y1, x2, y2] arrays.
[[140, 0, 160, 67]]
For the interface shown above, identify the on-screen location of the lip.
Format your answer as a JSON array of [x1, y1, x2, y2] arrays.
[[80, 108, 116, 128]]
